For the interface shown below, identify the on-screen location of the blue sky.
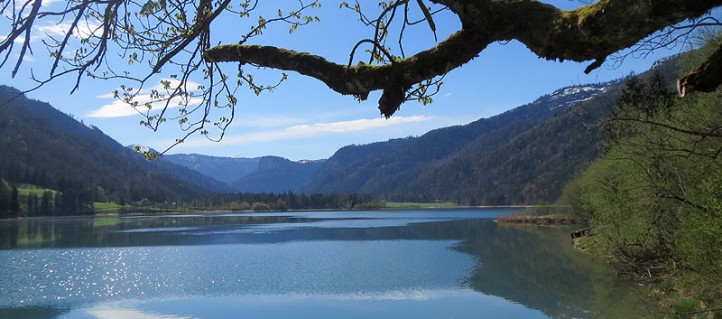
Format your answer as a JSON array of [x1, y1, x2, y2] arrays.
[[1, 0, 686, 161]]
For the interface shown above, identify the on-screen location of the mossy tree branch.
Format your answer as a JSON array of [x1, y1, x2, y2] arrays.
[[204, 0, 722, 117]]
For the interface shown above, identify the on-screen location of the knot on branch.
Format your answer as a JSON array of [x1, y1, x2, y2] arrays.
[[584, 57, 606, 74], [378, 85, 408, 118]]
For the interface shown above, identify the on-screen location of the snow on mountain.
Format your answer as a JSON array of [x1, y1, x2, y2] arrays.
[[545, 84, 609, 110]]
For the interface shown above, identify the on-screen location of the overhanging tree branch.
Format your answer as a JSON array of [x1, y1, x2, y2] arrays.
[[204, 0, 722, 117], [2, 0, 722, 150], [204, 26, 490, 117]]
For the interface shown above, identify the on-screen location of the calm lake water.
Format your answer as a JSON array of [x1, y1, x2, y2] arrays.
[[0, 209, 648, 319]]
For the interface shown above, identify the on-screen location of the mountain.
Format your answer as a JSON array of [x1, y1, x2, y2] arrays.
[[0, 85, 230, 205], [299, 82, 616, 204], [395, 86, 620, 205], [162, 154, 261, 185], [229, 156, 324, 193], [163, 154, 324, 193], [0, 59, 669, 206]]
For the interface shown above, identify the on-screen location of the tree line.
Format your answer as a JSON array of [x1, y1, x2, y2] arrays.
[[190, 192, 385, 212], [0, 178, 95, 218], [0, 178, 19, 218], [0, 175, 386, 219]]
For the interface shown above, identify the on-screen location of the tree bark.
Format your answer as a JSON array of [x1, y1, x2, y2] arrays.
[[678, 40, 722, 96]]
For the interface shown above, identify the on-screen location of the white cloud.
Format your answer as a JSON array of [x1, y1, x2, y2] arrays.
[[179, 115, 433, 147], [86, 79, 204, 118], [35, 23, 70, 38], [36, 21, 101, 39], [15, 0, 63, 9], [230, 116, 306, 129], [42, 0, 65, 6], [0, 35, 26, 44], [0, 37, 34, 64]]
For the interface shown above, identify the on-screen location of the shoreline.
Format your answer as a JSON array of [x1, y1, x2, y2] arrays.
[[1, 205, 552, 220], [495, 213, 585, 225]]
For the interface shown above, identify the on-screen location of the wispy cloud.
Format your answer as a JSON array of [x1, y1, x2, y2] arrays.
[[177, 115, 433, 147], [15, 0, 64, 9], [23, 21, 102, 42], [0, 19, 100, 67], [230, 116, 306, 129], [0, 35, 26, 44], [86, 79, 203, 118]]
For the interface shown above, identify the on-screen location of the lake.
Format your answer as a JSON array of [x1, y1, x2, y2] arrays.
[[0, 209, 648, 319]]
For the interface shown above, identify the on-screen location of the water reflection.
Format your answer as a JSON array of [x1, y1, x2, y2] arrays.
[[0, 210, 646, 319], [64, 291, 548, 319], [0, 210, 511, 248], [0, 307, 67, 319], [86, 307, 196, 319]]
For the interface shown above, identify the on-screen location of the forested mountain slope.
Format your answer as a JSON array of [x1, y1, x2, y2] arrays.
[[396, 86, 620, 205], [0, 86, 229, 204], [163, 154, 324, 193], [230, 156, 325, 193], [163, 154, 261, 185], [301, 82, 615, 204]]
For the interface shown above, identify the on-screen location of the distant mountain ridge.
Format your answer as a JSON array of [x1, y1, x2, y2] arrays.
[[231, 156, 325, 193], [162, 154, 261, 185], [163, 153, 325, 193]]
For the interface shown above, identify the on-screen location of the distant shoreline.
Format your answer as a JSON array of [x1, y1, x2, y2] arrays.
[[0, 205, 558, 220]]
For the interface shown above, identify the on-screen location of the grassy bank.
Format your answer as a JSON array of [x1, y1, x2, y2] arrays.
[[18, 184, 57, 197]]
